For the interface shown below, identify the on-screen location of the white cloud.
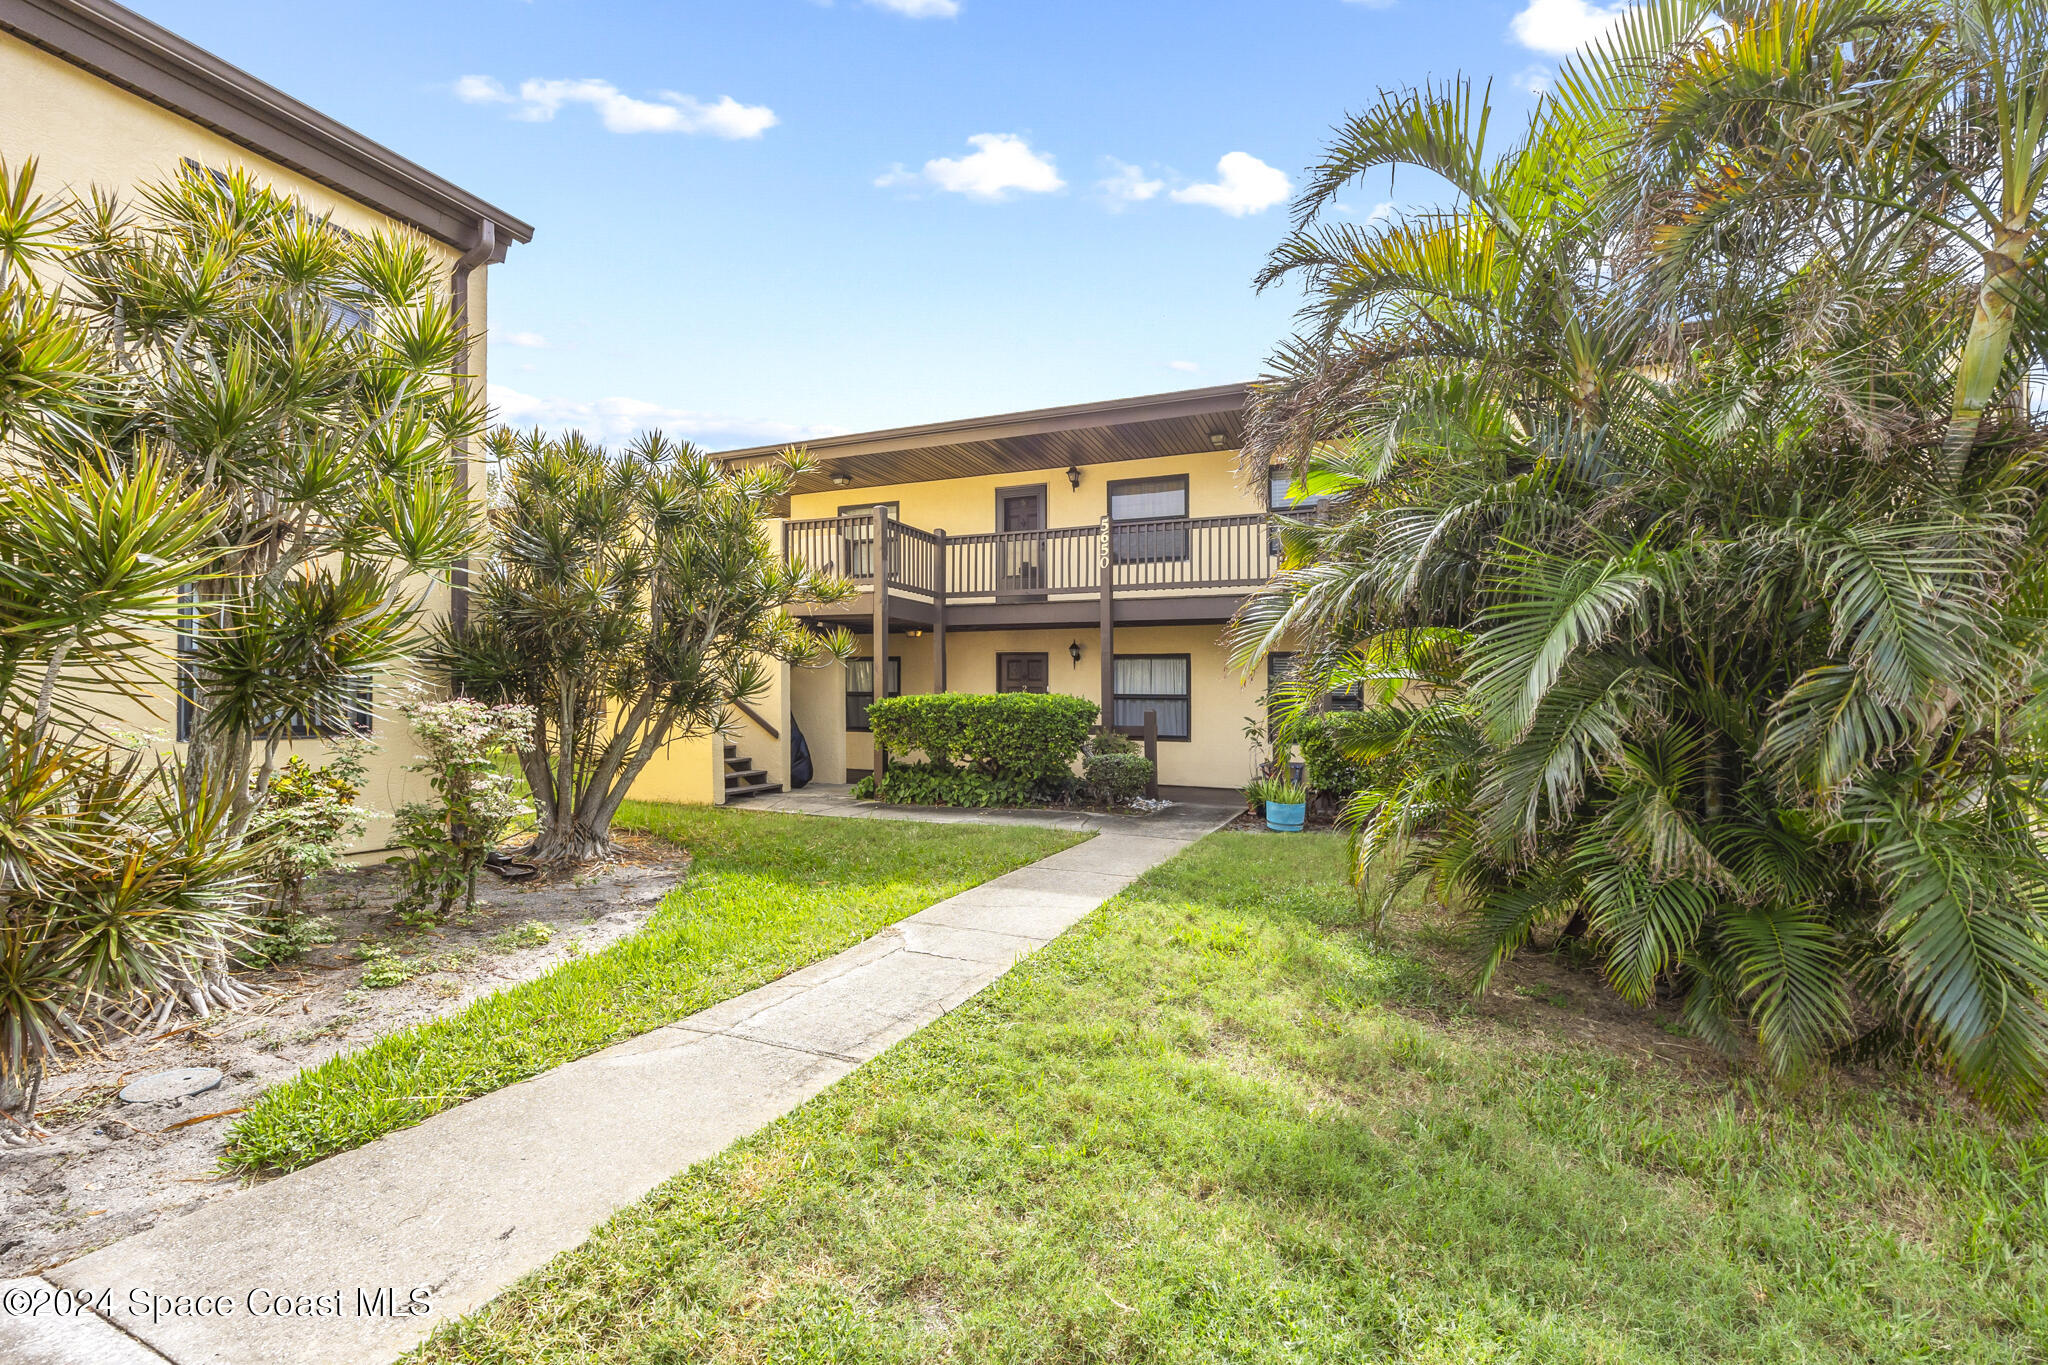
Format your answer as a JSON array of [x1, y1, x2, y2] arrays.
[[454, 76, 777, 139], [1509, 0, 1633, 55], [1167, 360, 1200, 373], [489, 385, 847, 449], [867, 0, 960, 14], [1334, 200, 1398, 225], [498, 330, 548, 349], [883, 134, 1065, 201], [1512, 64, 1555, 95], [1099, 159, 1165, 209], [1169, 152, 1292, 217]]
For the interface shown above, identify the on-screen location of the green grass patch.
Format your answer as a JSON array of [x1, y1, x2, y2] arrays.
[[224, 804, 1080, 1173], [415, 832, 2047, 1364]]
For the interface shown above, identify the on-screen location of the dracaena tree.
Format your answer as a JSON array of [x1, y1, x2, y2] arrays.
[[51, 164, 481, 834], [433, 428, 854, 864], [0, 159, 260, 1139], [1239, 1, 2048, 1118], [18, 162, 482, 1011]]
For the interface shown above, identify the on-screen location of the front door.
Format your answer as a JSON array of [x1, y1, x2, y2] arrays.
[[997, 652, 1050, 694], [995, 485, 1047, 598]]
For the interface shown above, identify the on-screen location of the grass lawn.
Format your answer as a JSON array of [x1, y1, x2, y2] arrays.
[[224, 804, 1081, 1173], [414, 831, 2045, 1364]]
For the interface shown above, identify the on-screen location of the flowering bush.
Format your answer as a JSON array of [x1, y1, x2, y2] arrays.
[[390, 695, 535, 924], [249, 738, 374, 917]]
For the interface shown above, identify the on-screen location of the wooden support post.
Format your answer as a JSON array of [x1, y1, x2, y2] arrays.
[[933, 528, 948, 694], [1097, 516, 1115, 733], [872, 504, 890, 775], [1142, 709, 1159, 800]]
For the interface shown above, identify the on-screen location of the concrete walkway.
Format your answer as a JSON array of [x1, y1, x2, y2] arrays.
[[5, 800, 1230, 1365]]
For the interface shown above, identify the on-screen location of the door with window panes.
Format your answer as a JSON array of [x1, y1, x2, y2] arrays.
[[995, 486, 1047, 598]]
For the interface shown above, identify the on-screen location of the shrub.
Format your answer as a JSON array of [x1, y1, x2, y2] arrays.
[[865, 693, 1097, 787], [870, 762, 1038, 808], [390, 696, 535, 924], [1290, 712, 1372, 800], [248, 739, 374, 931], [1083, 752, 1154, 807], [1086, 729, 1140, 756]]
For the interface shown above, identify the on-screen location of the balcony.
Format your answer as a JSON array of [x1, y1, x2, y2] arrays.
[[782, 510, 1275, 633]]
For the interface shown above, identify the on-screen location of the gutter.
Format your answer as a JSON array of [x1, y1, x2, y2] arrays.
[[448, 221, 499, 638]]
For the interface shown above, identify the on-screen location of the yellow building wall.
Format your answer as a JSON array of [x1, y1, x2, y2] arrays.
[[630, 733, 725, 806], [787, 448, 1258, 536], [0, 31, 491, 854]]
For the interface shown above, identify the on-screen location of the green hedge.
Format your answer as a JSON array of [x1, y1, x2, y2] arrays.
[[1291, 711, 1374, 799], [866, 693, 1097, 785], [862, 762, 1040, 808]]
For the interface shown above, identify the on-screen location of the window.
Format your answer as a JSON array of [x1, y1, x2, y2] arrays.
[[1113, 654, 1190, 740], [1268, 469, 1329, 558], [1108, 475, 1190, 564], [845, 656, 901, 731], [837, 501, 899, 579], [1267, 468, 1328, 512], [175, 586, 372, 742], [1266, 652, 1363, 735]]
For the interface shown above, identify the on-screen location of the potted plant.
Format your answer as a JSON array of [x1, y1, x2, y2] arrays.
[[1248, 775, 1309, 833]]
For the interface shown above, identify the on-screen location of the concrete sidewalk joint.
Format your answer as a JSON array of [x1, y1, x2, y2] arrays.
[[38, 806, 1230, 1365]]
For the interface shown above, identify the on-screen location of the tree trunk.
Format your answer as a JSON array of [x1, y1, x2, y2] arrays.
[[1944, 224, 2034, 484], [0, 1064, 47, 1144], [525, 820, 616, 865]]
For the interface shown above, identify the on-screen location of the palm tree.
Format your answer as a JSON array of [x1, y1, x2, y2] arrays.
[[1239, 0, 2048, 1117]]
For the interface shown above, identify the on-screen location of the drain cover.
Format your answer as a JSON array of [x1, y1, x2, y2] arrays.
[[119, 1067, 225, 1104]]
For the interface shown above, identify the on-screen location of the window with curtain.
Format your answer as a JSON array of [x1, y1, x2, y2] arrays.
[[1108, 475, 1190, 564], [1113, 654, 1191, 740], [845, 656, 902, 731]]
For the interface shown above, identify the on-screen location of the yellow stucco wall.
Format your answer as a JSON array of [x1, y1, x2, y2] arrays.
[[1, 31, 492, 853], [787, 448, 1259, 535]]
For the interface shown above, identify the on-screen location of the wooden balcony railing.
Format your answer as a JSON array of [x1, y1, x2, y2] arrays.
[[782, 510, 1274, 601]]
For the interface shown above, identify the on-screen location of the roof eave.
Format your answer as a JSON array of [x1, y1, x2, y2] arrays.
[[0, 0, 534, 251]]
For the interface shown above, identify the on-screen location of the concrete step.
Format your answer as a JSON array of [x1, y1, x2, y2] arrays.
[[725, 768, 772, 787], [724, 782, 784, 800]]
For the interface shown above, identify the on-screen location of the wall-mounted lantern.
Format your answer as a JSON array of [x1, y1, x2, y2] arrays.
[[1068, 640, 1083, 667], [1066, 464, 1083, 491]]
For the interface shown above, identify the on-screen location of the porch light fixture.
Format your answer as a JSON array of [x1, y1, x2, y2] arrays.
[[1068, 640, 1083, 666], [830, 471, 852, 487], [1066, 464, 1082, 490], [1208, 432, 1228, 450]]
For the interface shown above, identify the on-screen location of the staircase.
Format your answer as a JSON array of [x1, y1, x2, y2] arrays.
[[723, 742, 783, 802]]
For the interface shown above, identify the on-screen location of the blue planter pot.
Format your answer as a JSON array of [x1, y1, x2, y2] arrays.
[[1265, 800, 1306, 833]]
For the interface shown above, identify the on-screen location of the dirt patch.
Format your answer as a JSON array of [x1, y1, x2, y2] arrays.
[[1, 832, 691, 1276]]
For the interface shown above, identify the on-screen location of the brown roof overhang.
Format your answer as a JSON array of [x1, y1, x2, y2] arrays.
[[718, 383, 1249, 506], [0, 0, 533, 253]]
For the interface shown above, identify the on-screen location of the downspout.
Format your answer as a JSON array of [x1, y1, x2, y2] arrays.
[[449, 220, 497, 641]]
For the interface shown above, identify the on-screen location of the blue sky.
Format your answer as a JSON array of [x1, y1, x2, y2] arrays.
[[127, 0, 1622, 447]]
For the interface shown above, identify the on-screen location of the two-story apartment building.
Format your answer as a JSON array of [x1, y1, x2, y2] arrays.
[[0, 0, 533, 849], [636, 383, 1289, 804]]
